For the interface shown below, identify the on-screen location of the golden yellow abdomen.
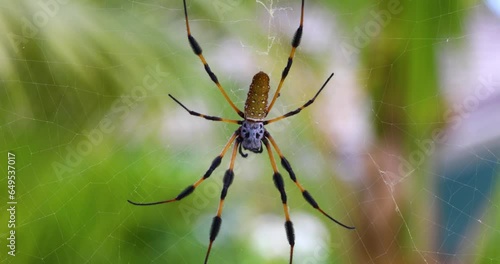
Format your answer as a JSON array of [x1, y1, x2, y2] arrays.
[[244, 71, 270, 120]]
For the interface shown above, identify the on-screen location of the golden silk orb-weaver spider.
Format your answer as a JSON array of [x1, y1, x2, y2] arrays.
[[128, 0, 355, 263]]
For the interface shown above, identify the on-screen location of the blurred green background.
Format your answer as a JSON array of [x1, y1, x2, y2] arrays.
[[1, 0, 499, 263]]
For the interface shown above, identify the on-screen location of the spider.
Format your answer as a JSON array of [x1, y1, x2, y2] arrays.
[[128, 0, 355, 263]]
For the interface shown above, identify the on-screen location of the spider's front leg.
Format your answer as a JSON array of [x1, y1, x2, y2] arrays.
[[262, 137, 296, 264], [127, 130, 238, 206], [128, 130, 241, 264], [204, 136, 241, 264], [264, 131, 355, 230]]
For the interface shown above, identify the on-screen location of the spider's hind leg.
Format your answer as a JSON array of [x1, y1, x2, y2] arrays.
[[182, 0, 244, 118], [267, 0, 306, 113]]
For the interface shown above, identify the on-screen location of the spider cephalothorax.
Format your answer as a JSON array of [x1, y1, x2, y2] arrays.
[[240, 121, 265, 154], [128, 0, 354, 263]]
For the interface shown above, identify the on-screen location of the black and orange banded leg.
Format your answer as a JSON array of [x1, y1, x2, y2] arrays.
[[263, 137, 295, 264], [264, 73, 333, 125], [169, 94, 243, 125], [182, 0, 244, 118], [267, 0, 305, 113], [204, 137, 240, 263], [127, 131, 238, 206], [265, 132, 355, 230]]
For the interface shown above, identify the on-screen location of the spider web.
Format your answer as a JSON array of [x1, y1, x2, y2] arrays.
[[1, 0, 499, 264]]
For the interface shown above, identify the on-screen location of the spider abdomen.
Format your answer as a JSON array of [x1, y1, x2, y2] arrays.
[[240, 121, 265, 153], [244, 71, 270, 121]]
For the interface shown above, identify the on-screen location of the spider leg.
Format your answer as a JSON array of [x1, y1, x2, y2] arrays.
[[265, 131, 355, 230], [204, 136, 240, 264], [182, 0, 244, 118], [264, 73, 333, 125], [262, 137, 295, 264], [169, 94, 243, 124], [127, 130, 238, 206], [266, 0, 305, 114]]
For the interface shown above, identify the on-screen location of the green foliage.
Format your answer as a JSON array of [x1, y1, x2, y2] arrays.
[[1, 0, 498, 263]]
